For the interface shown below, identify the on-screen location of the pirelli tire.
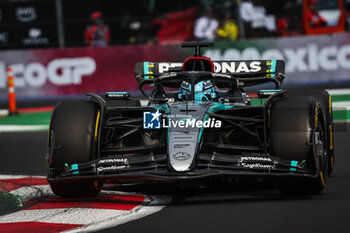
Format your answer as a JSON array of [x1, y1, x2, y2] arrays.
[[310, 90, 335, 175], [269, 96, 328, 195], [48, 100, 102, 197], [287, 90, 335, 175]]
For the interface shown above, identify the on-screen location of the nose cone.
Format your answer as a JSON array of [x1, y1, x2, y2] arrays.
[[167, 102, 211, 172], [169, 132, 198, 172]]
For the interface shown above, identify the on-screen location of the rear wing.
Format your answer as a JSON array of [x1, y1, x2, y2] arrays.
[[135, 60, 285, 85]]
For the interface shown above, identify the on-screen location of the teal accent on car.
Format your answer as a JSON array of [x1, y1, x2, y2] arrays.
[[207, 102, 235, 113], [144, 62, 150, 79], [71, 164, 79, 174], [289, 160, 298, 172], [106, 92, 129, 94], [291, 160, 298, 167], [153, 102, 170, 113], [259, 89, 282, 92], [270, 59, 277, 78]]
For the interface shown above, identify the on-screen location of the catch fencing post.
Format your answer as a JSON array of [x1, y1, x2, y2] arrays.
[[7, 67, 18, 115]]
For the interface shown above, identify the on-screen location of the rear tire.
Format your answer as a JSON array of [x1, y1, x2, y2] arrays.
[[48, 100, 102, 197], [270, 96, 328, 195]]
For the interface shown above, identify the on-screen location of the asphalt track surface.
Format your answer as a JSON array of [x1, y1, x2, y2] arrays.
[[0, 123, 350, 233]]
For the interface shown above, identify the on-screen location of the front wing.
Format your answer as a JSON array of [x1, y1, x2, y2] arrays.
[[48, 153, 318, 184]]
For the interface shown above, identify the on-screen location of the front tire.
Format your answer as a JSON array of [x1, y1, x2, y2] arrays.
[[287, 90, 335, 175], [48, 100, 102, 197], [310, 90, 335, 175], [270, 96, 328, 195]]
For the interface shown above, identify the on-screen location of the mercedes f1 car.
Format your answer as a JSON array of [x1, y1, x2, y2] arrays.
[[46, 41, 334, 197]]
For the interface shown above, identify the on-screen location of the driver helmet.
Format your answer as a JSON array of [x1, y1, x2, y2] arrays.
[[178, 80, 217, 102]]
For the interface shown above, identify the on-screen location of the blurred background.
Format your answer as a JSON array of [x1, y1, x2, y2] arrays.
[[0, 0, 349, 100], [0, 0, 347, 48]]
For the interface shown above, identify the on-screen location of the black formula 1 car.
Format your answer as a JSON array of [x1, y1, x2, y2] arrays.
[[46, 41, 335, 197]]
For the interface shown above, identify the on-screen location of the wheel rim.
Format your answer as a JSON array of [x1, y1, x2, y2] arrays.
[[314, 122, 328, 186]]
